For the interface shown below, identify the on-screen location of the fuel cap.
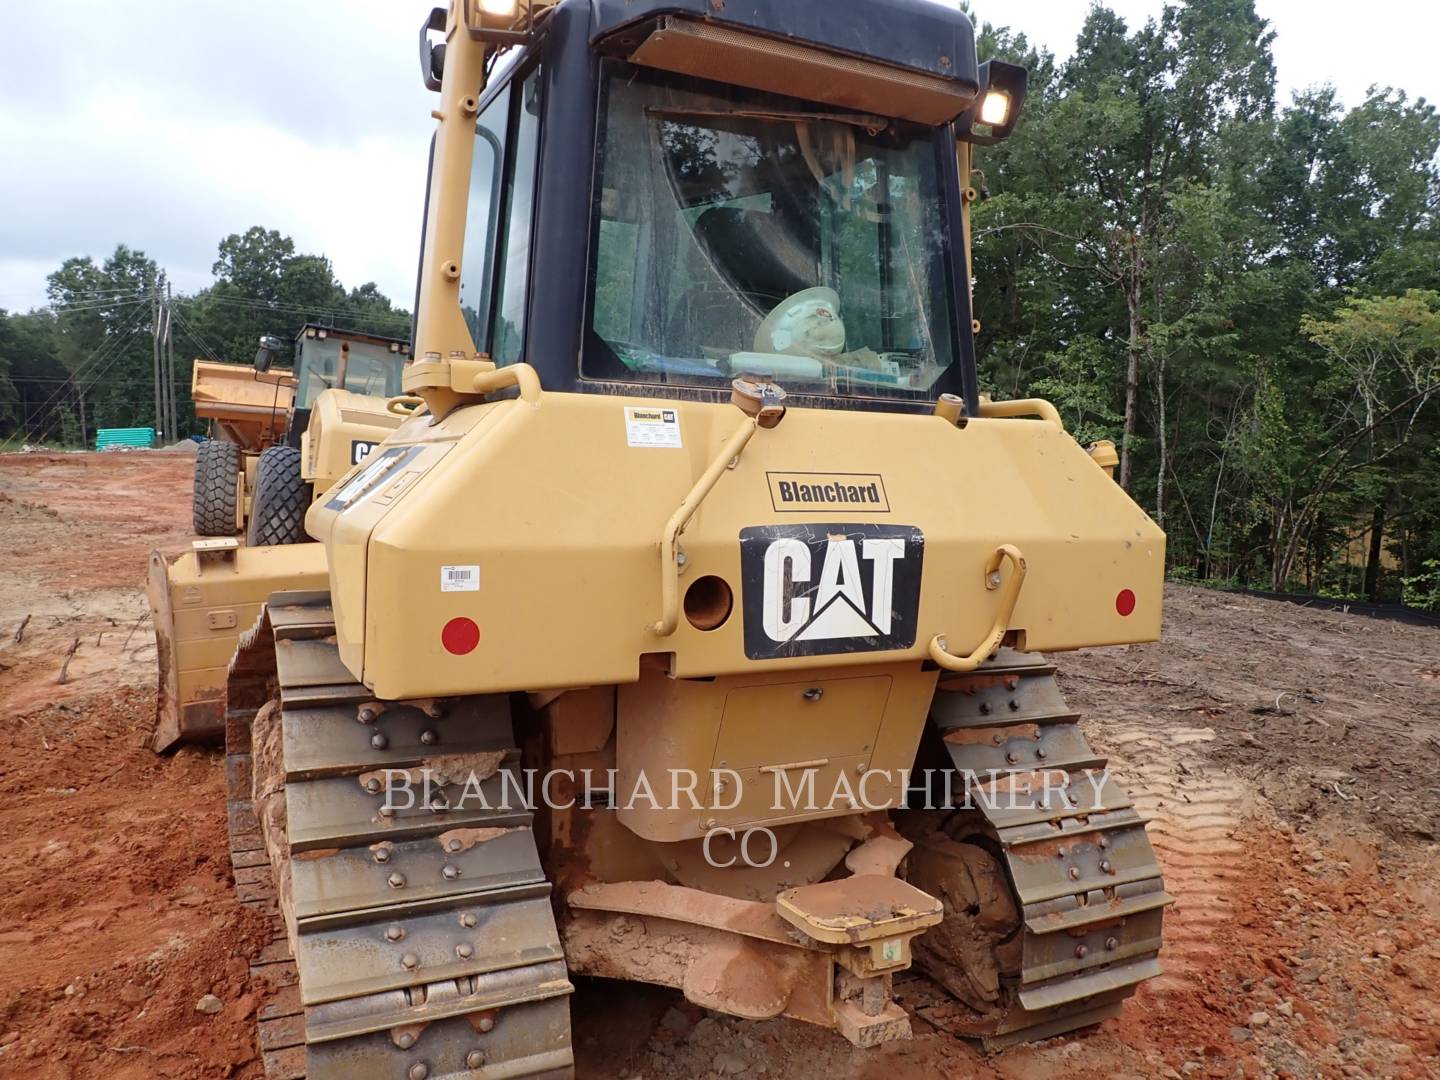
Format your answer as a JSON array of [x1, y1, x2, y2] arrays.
[[730, 376, 788, 429]]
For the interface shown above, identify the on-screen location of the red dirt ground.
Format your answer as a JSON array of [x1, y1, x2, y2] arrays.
[[0, 451, 1436, 1080]]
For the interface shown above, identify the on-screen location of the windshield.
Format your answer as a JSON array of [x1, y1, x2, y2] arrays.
[[294, 336, 402, 408], [583, 66, 958, 400]]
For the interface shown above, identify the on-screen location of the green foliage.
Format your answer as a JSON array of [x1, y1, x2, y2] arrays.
[[194, 225, 410, 376], [1029, 337, 1123, 446], [971, 0, 1440, 606], [1401, 560, 1440, 611], [0, 310, 66, 442], [1, 227, 410, 448]]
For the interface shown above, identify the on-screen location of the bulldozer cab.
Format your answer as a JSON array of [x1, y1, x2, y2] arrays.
[[408, 0, 1027, 418], [285, 323, 411, 462]]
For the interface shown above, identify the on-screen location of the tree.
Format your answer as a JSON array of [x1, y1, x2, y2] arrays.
[[0, 311, 21, 431], [43, 245, 160, 437], [189, 227, 410, 373], [0, 310, 67, 443], [1043, 0, 1276, 490], [2, 227, 410, 447], [969, 0, 1439, 603], [1280, 291, 1440, 593]]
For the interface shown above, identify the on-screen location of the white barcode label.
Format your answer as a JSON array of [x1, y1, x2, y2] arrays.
[[440, 565, 479, 592]]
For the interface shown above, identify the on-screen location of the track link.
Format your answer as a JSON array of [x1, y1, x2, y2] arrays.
[[226, 592, 574, 1080], [909, 649, 1172, 1048]]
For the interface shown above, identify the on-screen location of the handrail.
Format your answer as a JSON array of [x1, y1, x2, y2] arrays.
[[472, 362, 542, 404], [978, 398, 1064, 430], [649, 418, 759, 636], [927, 544, 1027, 672], [386, 395, 427, 418]]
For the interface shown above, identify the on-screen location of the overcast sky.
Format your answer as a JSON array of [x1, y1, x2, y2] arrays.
[[0, 1, 1434, 315]]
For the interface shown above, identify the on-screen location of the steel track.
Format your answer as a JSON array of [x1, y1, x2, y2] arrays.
[[916, 648, 1172, 1047], [224, 592, 574, 1080]]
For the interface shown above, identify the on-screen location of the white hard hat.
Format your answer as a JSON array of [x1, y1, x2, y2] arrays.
[[754, 287, 846, 359]]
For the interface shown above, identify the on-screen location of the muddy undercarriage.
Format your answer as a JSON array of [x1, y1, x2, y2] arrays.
[[223, 592, 1171, 1079]]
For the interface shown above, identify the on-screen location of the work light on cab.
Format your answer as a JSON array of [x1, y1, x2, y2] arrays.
[[980, 90, 1010, 126]]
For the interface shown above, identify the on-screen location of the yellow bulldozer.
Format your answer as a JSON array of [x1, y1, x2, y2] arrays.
[[151, 1, 1171, 1075], [149, 325, 413, 750]]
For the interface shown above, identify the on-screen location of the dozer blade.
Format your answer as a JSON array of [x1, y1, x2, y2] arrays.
[[226, 592, 574, 1080], [147, 540, 328, 753]]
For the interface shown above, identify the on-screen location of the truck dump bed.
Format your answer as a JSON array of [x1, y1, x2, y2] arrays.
[[191, 359, 297, 451]]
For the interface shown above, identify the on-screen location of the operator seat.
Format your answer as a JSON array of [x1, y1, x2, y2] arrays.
[[664, 207, 818, 357]]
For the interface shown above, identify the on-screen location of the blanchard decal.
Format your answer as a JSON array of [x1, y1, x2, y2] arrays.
[[624, 406, 682, 448], [767, 472, 889, 513], [351, 439, 381, 465], [740, 524, 923, 659]]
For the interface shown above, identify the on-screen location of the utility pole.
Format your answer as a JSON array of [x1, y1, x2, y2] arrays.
[[151, 274, 163, 439], [164, 277, 177, 440], [76, 379, 87, 449]]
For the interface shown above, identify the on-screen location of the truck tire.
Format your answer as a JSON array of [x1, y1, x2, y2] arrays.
[[246, 445, 310, 547], [193, 439, 241, 536]]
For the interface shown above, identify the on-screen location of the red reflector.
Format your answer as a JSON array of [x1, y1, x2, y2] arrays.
[[1115, 589, 1136, 617], [441, 617, 480, 655]]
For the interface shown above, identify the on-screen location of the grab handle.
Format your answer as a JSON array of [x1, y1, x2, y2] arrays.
[[927, 544, 1027, 672], [978, 398, 1064, 430], [649, 418, 759, 636], [386, 395, 426, 417], [472, 362, 541, 404]]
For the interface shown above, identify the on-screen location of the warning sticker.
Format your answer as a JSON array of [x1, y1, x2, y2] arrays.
[[440, 565, 479, 593], [624, 406, 682, 449]]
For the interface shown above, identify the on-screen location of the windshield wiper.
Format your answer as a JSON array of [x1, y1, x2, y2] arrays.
[[645, 106, 890, 136]]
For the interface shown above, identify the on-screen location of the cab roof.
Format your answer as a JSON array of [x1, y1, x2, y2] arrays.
[[588, 0, 979, 91]]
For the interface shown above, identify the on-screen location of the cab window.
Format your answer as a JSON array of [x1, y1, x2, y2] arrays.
[[457, 65, 543, 364], [493, 69, 542, 365], [459, 86, 510, 349], [583, 64, 956, 401]]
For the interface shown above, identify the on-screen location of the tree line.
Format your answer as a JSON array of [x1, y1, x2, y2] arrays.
[[0, 227, 410, 450], [968, 0, 1438, 606]]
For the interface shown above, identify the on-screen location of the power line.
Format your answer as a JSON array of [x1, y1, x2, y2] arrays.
[[44, 295, 157, 316], [2, 312, 151, 450], [167, 302, 224, 363], [201, 292, 411, 328], [24, 291, 160, 315], [2, 306, 153, 446]]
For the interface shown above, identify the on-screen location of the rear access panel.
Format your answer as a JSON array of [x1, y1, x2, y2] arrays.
[[617, 663, 936, 842]]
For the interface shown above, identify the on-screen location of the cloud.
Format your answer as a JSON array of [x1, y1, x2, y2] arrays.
[[2, 0, 1432, 314], [0, 0, 432, 311]]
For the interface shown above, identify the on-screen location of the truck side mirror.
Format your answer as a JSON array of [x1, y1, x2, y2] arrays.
[[254, 334, 284, 373]]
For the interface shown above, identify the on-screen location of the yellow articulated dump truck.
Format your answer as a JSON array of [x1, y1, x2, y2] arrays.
[[150, 326, 413, 750], [190, 323, 412, 545], [167, 1, 1172, 1075]]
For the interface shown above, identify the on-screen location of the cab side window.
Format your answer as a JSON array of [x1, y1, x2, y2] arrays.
[[456, 65, 542, 365], [493, 69, 542, 365], [459, 86, 511, 350]]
